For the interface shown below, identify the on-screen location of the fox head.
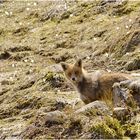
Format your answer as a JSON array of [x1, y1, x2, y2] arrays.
[[61, 59, 85, 85]]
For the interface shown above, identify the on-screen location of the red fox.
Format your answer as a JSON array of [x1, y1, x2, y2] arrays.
[[61, 59, 130, 104]]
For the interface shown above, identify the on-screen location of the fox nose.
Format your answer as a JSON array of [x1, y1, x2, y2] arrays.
[[72, 77, 76, 81]]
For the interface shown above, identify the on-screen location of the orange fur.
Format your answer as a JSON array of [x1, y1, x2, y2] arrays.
[[61, 59, 130, 104]]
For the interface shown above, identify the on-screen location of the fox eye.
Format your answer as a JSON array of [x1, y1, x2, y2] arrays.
[[68, 72, 71, 77], [75, 71, 79, 75]]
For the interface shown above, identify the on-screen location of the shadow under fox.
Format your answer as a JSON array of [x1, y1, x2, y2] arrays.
[[61, 59, 131, 105]]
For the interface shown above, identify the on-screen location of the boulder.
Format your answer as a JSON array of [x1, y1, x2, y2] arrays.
[[113, 79, 140, 107], [36, 110, 67, 127], [113, 107, 130, 120], [75, 101, 112, 116]]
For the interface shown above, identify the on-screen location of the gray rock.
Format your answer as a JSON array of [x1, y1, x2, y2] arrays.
[[113, 107, 129, 119], [125, 58, 140, 71], [46, 64, 63, 73], [113, 79, 140, 106], [36, 110, 66, 126], [75, 101, 112, 115]]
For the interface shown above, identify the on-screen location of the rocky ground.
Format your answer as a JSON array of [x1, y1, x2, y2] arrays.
[[0, 0, 140, 139]]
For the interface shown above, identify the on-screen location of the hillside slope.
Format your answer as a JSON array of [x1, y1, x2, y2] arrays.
[[0, 0, 140, 139]]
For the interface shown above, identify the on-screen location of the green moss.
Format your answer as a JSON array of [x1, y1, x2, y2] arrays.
[[61, 11, 71, 20], [123, 123, 139, 139], [62, 118, 83, 138], [43, 72, 65, 89], [45, 72, 54, 81], [90, 116, 124, 139]]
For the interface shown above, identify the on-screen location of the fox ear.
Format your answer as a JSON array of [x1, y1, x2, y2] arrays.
[[75, 59, 82, 68], [61, 62, 69, 71]]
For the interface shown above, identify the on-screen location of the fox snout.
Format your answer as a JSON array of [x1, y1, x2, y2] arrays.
[[72, 77, 76, 81], [70, 74, 82, 84], [71, 75, 78, 82]]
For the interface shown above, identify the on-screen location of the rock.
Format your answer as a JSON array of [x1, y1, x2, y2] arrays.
[[113, 82, 130, 107], [113, 107, 130, 120], [127, 79, 140, 93], [125, 57, 140, 71], [0, 51, 11, 60], [46, 64, 63, 73], [123, 30, 140, 54], [36, 110, 67, 127], [113, 79, 140, 107], [56, 97, 81, 109], [75, 101, 112, 115], [0, 0, 4, 3]]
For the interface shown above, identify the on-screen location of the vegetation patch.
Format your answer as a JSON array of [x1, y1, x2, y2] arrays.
[[90, 116, 125, 139]]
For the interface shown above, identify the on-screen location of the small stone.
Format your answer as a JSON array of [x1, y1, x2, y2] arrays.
[[104, 53, 109, 57], [9, 77, 13, 80], [125, 25, 129, 29], [24, 59, 28, 63], [34, 2, 37, 6], [12, 64, 15, 67], [31, 59, 34, 63], [93, 37, 97, 41], [29, 69, 32, 73], [10, 11, 12, 15], [19, 22, 22, 25], [43, 79, 46, 82], [26, 8, 30, 11], [5, 11, 9, 16], [107, 69, 111, 73], [125, 52, 129, 56], [116, 27, 119, 30], [57, 89, 60, 92], [70, 14, 73, 17]]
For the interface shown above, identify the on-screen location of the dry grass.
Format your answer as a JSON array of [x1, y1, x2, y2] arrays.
[[0, 0, 140, 139]]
